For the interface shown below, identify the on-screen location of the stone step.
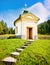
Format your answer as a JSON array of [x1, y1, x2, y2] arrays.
[[26, 42, 31, 44], [28, 39, 34, 42], [11, 52, 20, 56], [21, 46, 27, 49], [27, 41, 32, 43], [24, 44, 28, 46], [2, 41, 33, 65], [17, 48, 23, 52], [2, 56, 16, 65]]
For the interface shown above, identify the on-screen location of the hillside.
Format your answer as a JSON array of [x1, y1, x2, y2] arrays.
[[16, 40, 50, 65], [0, 39, 26, 65]]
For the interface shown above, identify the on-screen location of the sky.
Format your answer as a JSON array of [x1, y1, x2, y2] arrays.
[[0, 0, 50, 27]]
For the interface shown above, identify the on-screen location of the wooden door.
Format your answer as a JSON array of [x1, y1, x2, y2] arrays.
[[27, 27, 32, 39], [27, 27, 29, 39], [29, 28, 32, 39]]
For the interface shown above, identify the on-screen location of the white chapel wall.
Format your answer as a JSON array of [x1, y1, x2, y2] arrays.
[[21, 20, 38, 39], [15, 22, 22, 36]]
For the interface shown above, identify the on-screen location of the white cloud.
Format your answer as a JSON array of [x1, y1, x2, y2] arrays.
[[0, 9, 23, 27], [28, 2, 50, 24], [0, 2, 50, 28], [44, 0, 50, 10]]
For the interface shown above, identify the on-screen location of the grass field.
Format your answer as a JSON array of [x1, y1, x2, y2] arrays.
[[16, 40, 50, 65], [0, 39, 50, 65], [0, 34, 50, 39], [38, 34, 50, 37], [0, 39, 26, 65], [38, 34, 50, 39], [0, 34, 15, 39]]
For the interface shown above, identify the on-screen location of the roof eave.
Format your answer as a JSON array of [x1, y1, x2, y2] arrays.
[[14, 15, 21, 26]]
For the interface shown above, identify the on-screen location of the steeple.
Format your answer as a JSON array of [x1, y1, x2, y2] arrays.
[[23, 4, 29, 14]]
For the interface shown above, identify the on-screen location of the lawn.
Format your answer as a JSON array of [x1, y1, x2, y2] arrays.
[[0, 39, 26, 65], [0, 39, 50, 65], [38, 34, 50, 39], [16, 40, 50, 65], [0, 34, 15, 39]]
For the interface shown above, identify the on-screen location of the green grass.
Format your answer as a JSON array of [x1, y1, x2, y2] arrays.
[[38, 34, 50, 37], [0, 34, 15, 39], [0, 39, 26, 64], [0, 39, 50, 65], [16, 40, 50, 65], [38, 34, 50, 39]]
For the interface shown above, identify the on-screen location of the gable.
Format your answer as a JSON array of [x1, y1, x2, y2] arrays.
[[21, 13, 39, 22], [14, 13, 39, 26]]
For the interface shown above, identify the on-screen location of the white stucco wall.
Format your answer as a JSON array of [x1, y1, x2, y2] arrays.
[[15, 20, 38, 40], [21, 20, 38, 39], [15, 22, 22, 36]]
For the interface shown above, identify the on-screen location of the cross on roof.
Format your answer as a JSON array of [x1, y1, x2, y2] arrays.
[[24, 4, 27, 9]]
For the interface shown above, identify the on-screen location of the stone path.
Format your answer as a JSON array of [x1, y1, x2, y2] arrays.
[[2, 57, 16, 65], [11, 52, 20, 57], [2, 40, 33, 65], [17, 48, 24, 52], [21, 45, 27, 49]]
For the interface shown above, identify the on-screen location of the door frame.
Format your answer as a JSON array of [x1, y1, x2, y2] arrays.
[[26, 27, 33, 39]]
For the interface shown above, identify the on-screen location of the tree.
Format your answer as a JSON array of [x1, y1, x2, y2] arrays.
[[0, 20, 15, 34], [47, 20, 50, 34], [8, 28, 15, 34], [0, 20, 5, 34], [38, 20, 50, 34]]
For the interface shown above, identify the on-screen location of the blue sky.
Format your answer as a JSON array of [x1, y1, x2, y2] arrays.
[[0, 0, 43, 11], [0, 0, 50, 27]]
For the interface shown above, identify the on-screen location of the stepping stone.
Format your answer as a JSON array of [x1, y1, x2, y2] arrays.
[[2, 56, 16, 65], [21, 46, 27, 49], [27, 40, 33, 43], [27, 41, 32, 43], [27, 42, 31, 44], [17, 48, 23, 52], [11, 52, 20, 56], [24, 44, 28, 46], [28, 39, 34, 42]]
